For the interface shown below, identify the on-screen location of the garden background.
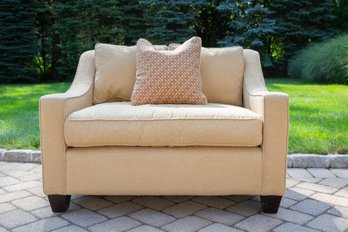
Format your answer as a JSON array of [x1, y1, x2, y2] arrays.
[[0, 0, 347, 153]]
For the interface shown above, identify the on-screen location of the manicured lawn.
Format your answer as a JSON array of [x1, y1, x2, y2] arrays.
[[266, 78, 348, 154], [0, 78, 347, 154], [0, 83, 69, 150]]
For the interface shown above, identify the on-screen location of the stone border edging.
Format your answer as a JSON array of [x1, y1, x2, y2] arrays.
[[1, 149, 348, 168], [288, 154, 348, 168], [0, 149, 41, 163]]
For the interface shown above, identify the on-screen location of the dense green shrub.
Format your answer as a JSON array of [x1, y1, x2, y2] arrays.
[[288, 35, 348, 84]]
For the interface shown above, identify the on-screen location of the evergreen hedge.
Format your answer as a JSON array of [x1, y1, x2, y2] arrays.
[[288, 34, 348, 84]]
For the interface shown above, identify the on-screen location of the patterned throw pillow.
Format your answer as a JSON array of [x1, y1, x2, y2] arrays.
[[131, 37, 207, 105]]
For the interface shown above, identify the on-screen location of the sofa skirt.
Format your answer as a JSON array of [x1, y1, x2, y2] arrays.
[[66, 146, 262, 195]]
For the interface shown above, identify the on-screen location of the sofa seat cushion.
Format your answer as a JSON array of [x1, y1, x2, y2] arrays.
[[64, 102, 262, 147]]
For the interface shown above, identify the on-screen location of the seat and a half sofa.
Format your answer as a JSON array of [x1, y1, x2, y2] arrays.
[[40, 38, 289, 214]]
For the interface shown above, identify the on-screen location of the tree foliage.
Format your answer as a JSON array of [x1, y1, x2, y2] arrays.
[[118, 0, 147, 44], [269, 0, 335, 67], [0, 0, 343, 83], [0, 0, 38, 83], [52, 0, 127, 80], [35, 0, 55, 82], [217, 0, 276, 67], [144, 0, 196, 44], [193, 0, 229, 47], [333, 0, 348, 33]]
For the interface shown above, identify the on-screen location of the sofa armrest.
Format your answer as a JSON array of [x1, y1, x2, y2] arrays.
[[39, 50, 95, 194], [243, 49, 289, 195]]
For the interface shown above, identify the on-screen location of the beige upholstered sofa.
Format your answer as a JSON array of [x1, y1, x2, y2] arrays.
[[40, 44, 289, 213]]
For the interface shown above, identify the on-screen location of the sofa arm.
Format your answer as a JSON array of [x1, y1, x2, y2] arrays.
[[39, 50, 95, 194], [243, 49, 289, 196]]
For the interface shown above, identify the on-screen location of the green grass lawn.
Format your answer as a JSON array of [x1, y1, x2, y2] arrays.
[[0, 83, 69, 150], [266, 78, 348, 154], [0, 78, 347, 154]]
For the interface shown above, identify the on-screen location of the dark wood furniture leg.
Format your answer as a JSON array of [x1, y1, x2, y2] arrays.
[[48, 195, 71, 212], [260, 195, 282, 213]]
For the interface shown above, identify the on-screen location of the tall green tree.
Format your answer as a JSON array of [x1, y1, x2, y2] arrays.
[[117, 0, 147, 45], [193, 0, 229, 47], [52, 0, 125, 80], [270, 0, 335, 68], [0, 0, 38, 83], [217, 0, 276, 67], [333, 0, 348, 33], [144, 0, 196, 44], [35, 0, 55, 82]]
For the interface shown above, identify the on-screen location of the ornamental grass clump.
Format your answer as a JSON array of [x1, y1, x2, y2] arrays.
[[288, 34, 348, 84]]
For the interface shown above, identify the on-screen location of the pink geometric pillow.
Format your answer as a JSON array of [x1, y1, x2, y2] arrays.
[[131, 37, 207, 105]]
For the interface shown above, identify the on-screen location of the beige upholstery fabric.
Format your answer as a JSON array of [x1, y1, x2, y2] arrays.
[[94, 43, 167, 103], [40, 48, 288, 197], [40, 50, 95, 194], [131, 37, 207, 105], [169, 45, 244, 105], [201, 47, 244, 105], [65, 102, 262, 147], [243, 49, 289, 196], [66, 147, 262, 195]]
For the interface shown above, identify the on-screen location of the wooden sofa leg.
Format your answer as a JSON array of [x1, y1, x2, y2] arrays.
[[48, 195, 71, 212], [260, 195, 282, 213]]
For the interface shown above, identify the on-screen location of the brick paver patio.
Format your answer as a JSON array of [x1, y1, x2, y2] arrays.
[[1, 161, 348, 232]]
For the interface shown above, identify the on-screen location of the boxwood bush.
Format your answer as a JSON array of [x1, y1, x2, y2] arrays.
[[288, 34, 348, 84]]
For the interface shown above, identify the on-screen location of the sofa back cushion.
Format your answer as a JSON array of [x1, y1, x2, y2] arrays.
[[94, 43, 244, 106], [169, 44, 244, 106], [201, 47, 244, 106], [94, 43, 167, 104]]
